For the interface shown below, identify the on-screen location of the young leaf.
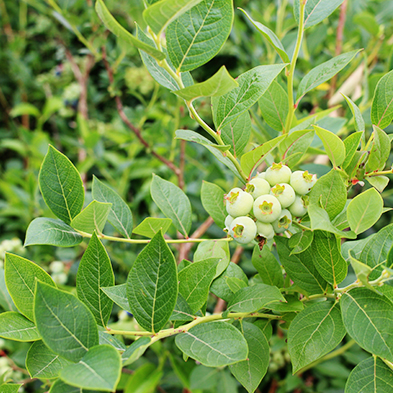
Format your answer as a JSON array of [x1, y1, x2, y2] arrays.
[[143, 0, 203, 36], [371, 69, 393, 129], [190, 365, 218, 390], [122, 337, 152, 366], [297, 50, 361, 104], [167, 0, 234, 72], [101, 284, 131, 313], [341, 288, 393, 362], [151, 174, 192, 237], [76, 232, 115, 327], [252, 245, 283, 288], [0, 312, 40, 342], [213, 64, 287, 131], [60, 345, 121, 391], [170, 293, 195, 322], [309, 231, 347, 286], [0, 267, 16, 312], [367, 175, 390, 193], [47, 380, 90, 393], [24, 218, 83, 247], [194, 240, 230, 277], [345, 356, 393, 393], [288, 230, 314, 255], [201, 181, 226, 228], [217, 370, 238, 393], [365, 125, 391, 172], [98, 330, 126, 351], [95, 0, 165, 61], [175, 321, 248, 367], [347, 188, 383, 234], [174, 66, 237, 102], [175, 129, 231, 152], [280, 130, 314, 167], [342, 94, 365, 132], [313, 126, 346, 168], [123, 363, 163, 393], [39, 145, 84, 225], [70, 200, 112, 234], [348, 251, 376, 294], [294, 0, 346, 29], [132, 217, 172, 238], [34, 281, 99, 362], [26, 340, 72, 379], [239, 8, 289, 63], [0, 384, 23, 393], [127, 231, 178, 333], [179, 258, 220, 313], [226, 284, 285, 313], [4, 253, 55, 321], [229, 322, 269, 393], [92, 176, 133, 239], [342, 131, 363, 169], [288, 302, 346, 373]]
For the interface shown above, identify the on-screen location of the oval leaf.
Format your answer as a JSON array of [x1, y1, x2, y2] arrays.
[[314, 126, 346, 167], [371, 69, 393, 129], [0, 312, 40, 342], [71, 200, 112, 234], [201, 181, 226, 228]]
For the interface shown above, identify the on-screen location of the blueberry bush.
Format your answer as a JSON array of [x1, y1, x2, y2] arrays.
[[1, 0, 393, 392]]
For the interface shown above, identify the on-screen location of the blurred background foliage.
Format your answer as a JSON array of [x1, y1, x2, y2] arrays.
[[1, 0, 393, 391]]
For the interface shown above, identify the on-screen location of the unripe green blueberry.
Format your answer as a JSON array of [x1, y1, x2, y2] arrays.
[[225, 188, 253, 217], [272, 209, 292, 233], [270, 183, 296, 208], [290, 170, 317, 195], [246, 178, 271, 199], [256, 222, 274, 240], [225, 215, 234, 230], [228, 216, 257, 244], [253, 195, 282, 223], [265, 163, 292, 186], [257, 172, 266, 180], [50, 261, 64, 273], [288, 195, 307, 217]]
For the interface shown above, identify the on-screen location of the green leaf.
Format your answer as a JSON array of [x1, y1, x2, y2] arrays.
[[190, 365, 218, 390], [371, 69, 393, 129], [98, 331, 126, 351], [347, 188, 383, 234], [220, 111, 252, 157], [280, 130, 315, 167], [345, 356, 393, 393], [288, 302, 346, 373], [179, 258, 220, 313], [60, 345, 121, 391], [297, 51, 361, 103], [124, 362, 163, 393], [288, 230, 314, 255], [365, 125, 391, 172], [211, 262, 249, 302], [24, 218, 83, 247], [39, 145, 84, 225], [229, 322, 269, 393], [101, 284, 131, 313], [218, 370, 238, 393], [201, 181, 226, 228], [342, 94, 365, 132], [4, 253, 55, 321], [341, 288, 393, 362], [309, 231, 347, 286], [127, 231, 178, 333], [76, 232, 115, 327], [0, 384, 23, 393], [252, 245, 283, 288], [0, 312, 40, 342], [343, 131, 363, 169], [309, 169, 347, 220], [34, 281, 99, 362], [175, 129, 231, 152], [122, 337, 152, 366], [213, 64, 287, 131], [348, 251, 377, 294], [170, 293, 195, 321], [10, 102, 41, 118], [367, 175, 390, 193], [174, 66, 237, 102], [226, 277, 247, 293], [239, 8, 289, 63], [133, 217, 172, 238], [240, 135, 286, 179], [265, 294, 304, 313], [26, 340, 72, 379], [0, 267, 16, 312], [143, 0, 203, 36], [313, 126, 346, 167], [294, 0, 345, 28], [151, 174, 192, 237], [71, 200, 112, 234], [275, 236, 329, 295], [92, 176, 133, 239], [226, 283, 285, 313], [48, 380, 98, 393], [194, 240, 230, 277], [175, 321, 248, 367], [167, 0, 233, 72], [95, 0, 165, 61]]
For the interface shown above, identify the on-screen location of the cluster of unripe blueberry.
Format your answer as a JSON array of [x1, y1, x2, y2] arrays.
[[224, 163, 317, 244]]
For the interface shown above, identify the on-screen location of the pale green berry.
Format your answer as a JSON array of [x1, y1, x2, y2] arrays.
[[51, 272, 68, 285], [265, 163, 292, 186], [272, 209, 292, 233], [229, 216, 257, 244], [288, 195, 307, 217], [290, 170, 317, 195], [50, 261, 64, 273], [246, 178, 271, 199], [270, 183, 296, 208], [256, 222, 274, 240], [257, 172, 266, 180], [253, 195, 282, 223], [225, 215, 235, 230], [225, 188, 254, 217]]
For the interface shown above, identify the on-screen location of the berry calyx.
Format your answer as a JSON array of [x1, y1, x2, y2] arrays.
[[265, 163, 292, 186], [246, 178, 271, 199], [290, 171, 317, 195], [253, 195, 282, 223], [272, 209, 292, 233], [270, 183, 296, 208], [228, 216, 257, 244], [225, 188, 253, 217]]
